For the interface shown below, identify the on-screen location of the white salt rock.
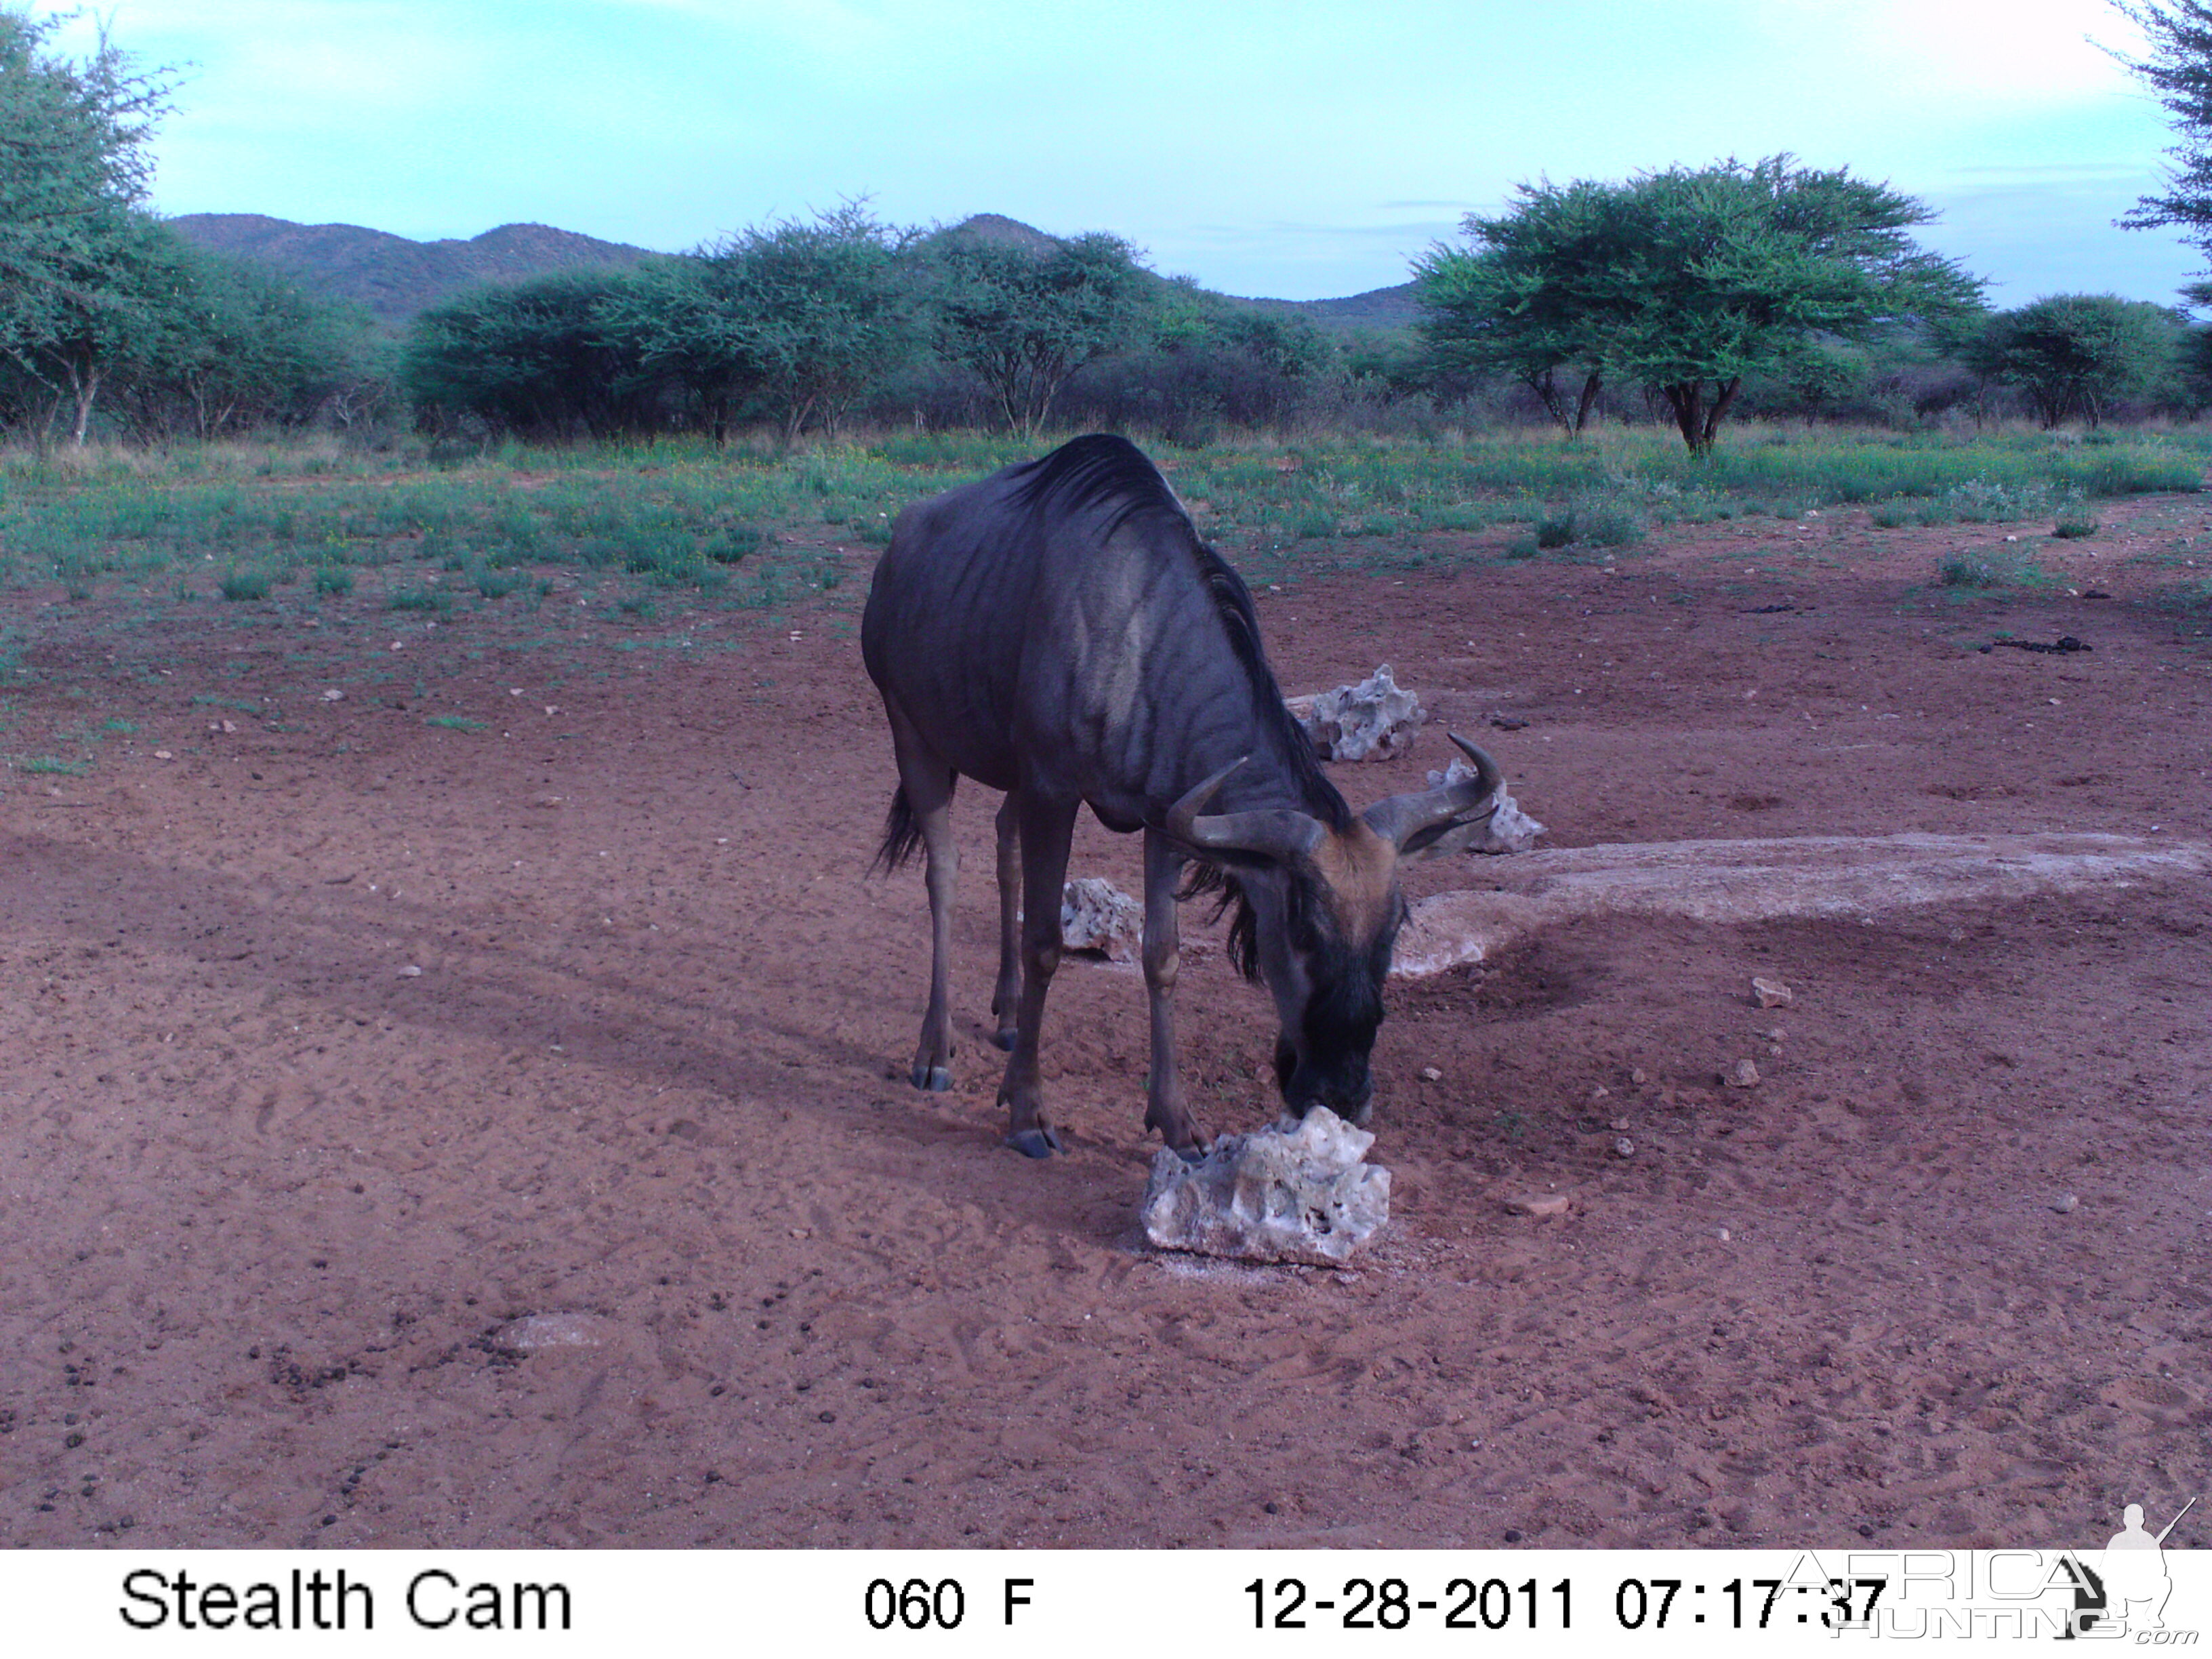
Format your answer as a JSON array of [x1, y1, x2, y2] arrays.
[[1422, 756, 1546, 854], [1141, 1106, 1390, 1267], [1061, 877, 1142, 962], [1287, 664, 1425, 761], [493, 1313, 615, 1351]]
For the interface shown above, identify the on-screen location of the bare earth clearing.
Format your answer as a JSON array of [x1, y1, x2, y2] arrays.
[[3, 490, 2209, 1551]]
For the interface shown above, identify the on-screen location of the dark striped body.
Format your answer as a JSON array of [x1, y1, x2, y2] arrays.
[[862, 436, 1344, 837]]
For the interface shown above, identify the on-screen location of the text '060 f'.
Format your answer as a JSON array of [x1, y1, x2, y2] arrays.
[[862, 434, 1502, 1160]]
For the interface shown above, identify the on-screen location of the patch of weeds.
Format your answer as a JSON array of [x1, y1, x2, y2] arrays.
[[425, 715, 486, 733], [314, 566, 353, 596], [472, 568, 522, 600], [1534, 513, 1576, 550], [618, 596, 657, 619], [388, 587, 452, 614], [21, 756, 87, 775], [190, 695, 262, 713], [1576, 504, 1644, 548], [97, 717, 136, 735], [2052, 499, 2101, 538], [1502, 533, 1540, 560], [1939, 550, 2049, 590], [220, 570, 273, 602]]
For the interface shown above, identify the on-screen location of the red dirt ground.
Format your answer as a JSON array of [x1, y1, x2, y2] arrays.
[[3, 490, 2209, 1551]]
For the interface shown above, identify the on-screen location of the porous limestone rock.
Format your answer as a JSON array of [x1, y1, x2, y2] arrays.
[[1141, 1106, 1391, 1267], [1422, 754, 1546, 855], [1286, 664, 1424, 761], [1061, 877, 1141, 961]]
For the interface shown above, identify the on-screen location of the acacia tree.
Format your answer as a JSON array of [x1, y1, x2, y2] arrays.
[[403, 268, 664, 438], [1969, 294, 2186, 427], [1415, 178, 1623, 438], [684, 205, 918, 446], [2114, 1, 2212, 298], [928, 230, 1151, 436], [1418, 158, 1983, 455], [0, 6, 178, 443]]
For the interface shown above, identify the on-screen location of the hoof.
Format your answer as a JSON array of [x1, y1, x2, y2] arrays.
[[1004, 1126, 1065, 1159], [910, 1065, 954, 1092], [991, 1027, 1017, 1052], [1172, 1141, 1207, 1166]]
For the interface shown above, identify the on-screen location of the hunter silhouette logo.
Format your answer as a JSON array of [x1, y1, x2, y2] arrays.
[[2060, 1497, 2196, 1639], [2100, 1497, 2195, 1635]]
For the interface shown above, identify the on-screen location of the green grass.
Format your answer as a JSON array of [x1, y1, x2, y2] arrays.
[[0, 424, 2201, 605], [425, 715, 487, 732]]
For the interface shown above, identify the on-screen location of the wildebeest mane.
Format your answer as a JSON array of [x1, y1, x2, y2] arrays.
[[1012, 435, 1350, 835]]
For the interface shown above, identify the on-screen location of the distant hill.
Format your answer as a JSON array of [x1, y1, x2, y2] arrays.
[[171, 210, 1423, 333], [167, 215, 657, 324], [1243, 281, 1422, 335]]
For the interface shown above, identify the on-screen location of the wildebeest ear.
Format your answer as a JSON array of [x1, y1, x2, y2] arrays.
[[1364, 733, 1502, 855]]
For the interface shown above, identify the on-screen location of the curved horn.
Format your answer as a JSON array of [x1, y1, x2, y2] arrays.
[[1166, 756, 1328, 865], [1362, 733, 1504, 852]]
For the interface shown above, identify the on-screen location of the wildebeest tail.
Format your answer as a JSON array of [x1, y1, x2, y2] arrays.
[[872, 784, 926, 873]]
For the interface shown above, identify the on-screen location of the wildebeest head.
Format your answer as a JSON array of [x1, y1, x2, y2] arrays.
[[1170, 736, 1502, 1123]]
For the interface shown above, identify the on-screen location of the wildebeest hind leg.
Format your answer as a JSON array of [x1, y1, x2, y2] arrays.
[[1140, 831, 1206, 1159], [998, 792, 1075, 1158], [890, 716, 959, 1092], [989, 794, 1021, 1050]]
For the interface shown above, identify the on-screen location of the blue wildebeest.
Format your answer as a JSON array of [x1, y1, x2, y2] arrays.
[[862, 434, 1502, 1159]]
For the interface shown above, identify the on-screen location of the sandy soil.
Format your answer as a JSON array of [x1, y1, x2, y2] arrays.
[[3, 487, 2209, 1551]]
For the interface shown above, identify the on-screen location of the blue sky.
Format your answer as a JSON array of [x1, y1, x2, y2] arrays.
[[29, 0, 2209, 306]]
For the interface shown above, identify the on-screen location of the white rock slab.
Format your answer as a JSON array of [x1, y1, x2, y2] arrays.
[[1393, 832, 2212, 978]]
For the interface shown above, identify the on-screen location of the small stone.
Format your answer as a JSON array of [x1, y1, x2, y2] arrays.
[[2052, 1193, 2079, 1214], [1506, 1193, 1571, 1218], [1419, 1066, 1442, 1082], [1630, 1067, 1648, 1086], [1609, 1117, 1630, 1132], [1751, 977, 1793, 1008], [1613, 1136, 1635, 1158], [396, 964, 422, 979], [152, 750, 173, 760], [1591, 1084, 1609, 1099], [493, 1313, 613, 1351], [1716, 1227, 1732, 1242], [321, 689, 344, 701], [1768, 1044, 1784, 1059], [1725, 1059, 1761, 1088]]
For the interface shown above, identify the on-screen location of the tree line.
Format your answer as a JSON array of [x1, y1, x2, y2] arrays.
[[8, 1, 2212, 453]]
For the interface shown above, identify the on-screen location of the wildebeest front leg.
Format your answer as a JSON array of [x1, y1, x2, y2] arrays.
[[998, 792, 1076, 1158], [989, 794, 1021, 1051], [1141, 831, 1206, 1158]]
